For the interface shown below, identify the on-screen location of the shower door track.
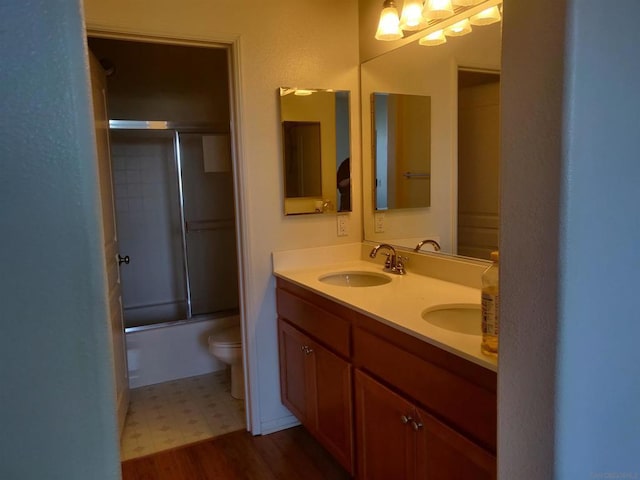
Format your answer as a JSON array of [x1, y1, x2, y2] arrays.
[[109, 119, 228, 134], [109, 119, 230, 321]]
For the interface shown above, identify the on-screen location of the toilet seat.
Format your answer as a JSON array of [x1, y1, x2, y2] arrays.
[[208, 325, 241, 347]]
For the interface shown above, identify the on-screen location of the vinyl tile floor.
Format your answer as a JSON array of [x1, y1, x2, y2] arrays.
[[120, 371, 246, 461]]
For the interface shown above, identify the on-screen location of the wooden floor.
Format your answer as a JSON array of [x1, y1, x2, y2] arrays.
[[121, 426, 351, 480]]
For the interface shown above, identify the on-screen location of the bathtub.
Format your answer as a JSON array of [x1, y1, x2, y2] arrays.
[[125, 313, 240, 388]]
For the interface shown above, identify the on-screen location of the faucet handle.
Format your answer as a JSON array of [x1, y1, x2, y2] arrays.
[[394, 256, 408, 275]]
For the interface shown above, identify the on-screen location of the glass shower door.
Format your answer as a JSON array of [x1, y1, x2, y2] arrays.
[[110, 129, 188, 328], [179, 132, 239, 316]]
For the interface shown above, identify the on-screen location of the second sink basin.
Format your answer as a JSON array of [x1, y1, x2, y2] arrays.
[[318, 271, 392, 287], [421, 303, 482, 335]]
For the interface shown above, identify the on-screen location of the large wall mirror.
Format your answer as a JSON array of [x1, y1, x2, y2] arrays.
[[279, 88, 351, 215], [361, 22, 501, 260]]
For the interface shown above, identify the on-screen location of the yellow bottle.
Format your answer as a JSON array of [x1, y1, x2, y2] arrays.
[[481, 251, 499, 356]]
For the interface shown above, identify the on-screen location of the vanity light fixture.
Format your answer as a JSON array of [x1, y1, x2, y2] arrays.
[[419, 29, 447, 46], [445, 18, 472, 36], [374, 0, 502, 46], [469, 5, 501, 25], [375, 0, 403, 41], [400, 0, 428, 31], [423, 0, 454, 20]]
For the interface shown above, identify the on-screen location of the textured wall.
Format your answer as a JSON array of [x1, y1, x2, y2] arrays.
[[501, 0, 640, 477], [83, 0, 360, 434], [0, 1, 120, 478], [555, 1, 640, 477], [499, 0, 566, 477]]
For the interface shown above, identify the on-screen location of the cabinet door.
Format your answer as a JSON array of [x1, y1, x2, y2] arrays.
[[414, 406, 496, 480], [355, 370, 416, 480], [278, 318, 313, 424], [311, 337, 354, 474]]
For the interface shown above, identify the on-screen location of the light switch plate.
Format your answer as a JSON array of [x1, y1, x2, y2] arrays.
[[337, 214, 348, 237], [374, 212, 385, 233]]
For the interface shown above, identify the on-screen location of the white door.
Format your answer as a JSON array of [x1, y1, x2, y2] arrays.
[[89, 52, 130, 436], [457, 78, 501, 260]]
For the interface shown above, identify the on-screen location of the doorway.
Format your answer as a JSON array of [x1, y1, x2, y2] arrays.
[[88, 38, 239, 329], [88, 35, 249, 457], [457, 69, 501, 260]]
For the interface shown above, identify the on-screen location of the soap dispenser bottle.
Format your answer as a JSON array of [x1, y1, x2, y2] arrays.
[[481, 251, 499, 356]]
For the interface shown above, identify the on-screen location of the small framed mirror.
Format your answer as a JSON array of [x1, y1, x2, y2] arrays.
[[372, 92, 431, 210], [279, 88, 351, 215]]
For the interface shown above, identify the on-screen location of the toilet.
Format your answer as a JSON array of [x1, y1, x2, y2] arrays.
[[208, 325, 244, 400]]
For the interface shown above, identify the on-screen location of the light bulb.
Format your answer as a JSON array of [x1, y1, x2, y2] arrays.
[[445, 18, 472, 36], [400, 0, 427, 31], [470, 6, 501, 25], [423, 0, 454, 20], [419, 29, 447, 46], [375, 0, 403, 41]]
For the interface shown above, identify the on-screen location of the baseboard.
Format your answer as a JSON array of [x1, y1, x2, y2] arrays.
[[260, 414, 301, 435]]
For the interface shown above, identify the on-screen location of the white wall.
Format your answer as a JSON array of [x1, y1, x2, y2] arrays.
[[499, 0, 564, 476], [501, 0, 640, 477], [83, 0, 361, 434], [0, 1, 120, 478], [555, 0, 640, 476]]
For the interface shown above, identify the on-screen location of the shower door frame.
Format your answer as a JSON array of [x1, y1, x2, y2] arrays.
[[109, 120, 233, 328]]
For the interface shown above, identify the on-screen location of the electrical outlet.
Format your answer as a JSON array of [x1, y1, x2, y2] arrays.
[[374, 212, 385, 233], [337, 214, 348, 237]]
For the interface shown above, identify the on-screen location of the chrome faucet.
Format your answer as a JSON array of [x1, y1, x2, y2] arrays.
[[369, 243, 406, 275], [414, 239, 441, 252]]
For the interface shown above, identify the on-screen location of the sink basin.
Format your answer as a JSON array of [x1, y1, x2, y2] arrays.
[[318, 271, 392, 287], [421, 304, 481, 335]]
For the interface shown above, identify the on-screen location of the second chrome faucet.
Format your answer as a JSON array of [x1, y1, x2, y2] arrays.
[[369, 243, 406, 275], [414, 239, 441, 252]]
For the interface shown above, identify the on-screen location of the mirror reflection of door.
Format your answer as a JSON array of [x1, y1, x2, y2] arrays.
[[282, 121, 322, 198], [457, 70, 501, 260], [373, 92, 431, 210]]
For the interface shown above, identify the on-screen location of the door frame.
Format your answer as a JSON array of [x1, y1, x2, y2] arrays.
[[85, 27, 256, 433]]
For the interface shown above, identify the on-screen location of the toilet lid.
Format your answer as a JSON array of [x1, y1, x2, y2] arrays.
[[209, 325, 241, 347]]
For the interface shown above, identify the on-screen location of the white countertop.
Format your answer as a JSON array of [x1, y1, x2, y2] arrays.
[[274, 259, 497, 372]]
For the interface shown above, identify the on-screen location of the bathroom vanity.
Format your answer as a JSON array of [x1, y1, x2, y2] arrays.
[[274, 250, 497, 479]]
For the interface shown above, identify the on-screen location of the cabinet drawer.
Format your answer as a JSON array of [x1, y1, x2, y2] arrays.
[[276, 287, 351, 358], [353, 327, 496, 452]]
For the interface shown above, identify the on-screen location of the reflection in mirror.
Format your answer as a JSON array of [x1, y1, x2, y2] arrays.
[[283, 121, 322, 198], [373, 92, 431, 210], [360, 22, 501, 259], [279, 88, 351, 215], [457, 70, 500, 260]]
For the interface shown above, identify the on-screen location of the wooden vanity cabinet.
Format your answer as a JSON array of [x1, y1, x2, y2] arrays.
[[354, 370, 418, 480], [277, 281, 354, 474], [276, 277, 496, 480], [355, 370, 496, 480]]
